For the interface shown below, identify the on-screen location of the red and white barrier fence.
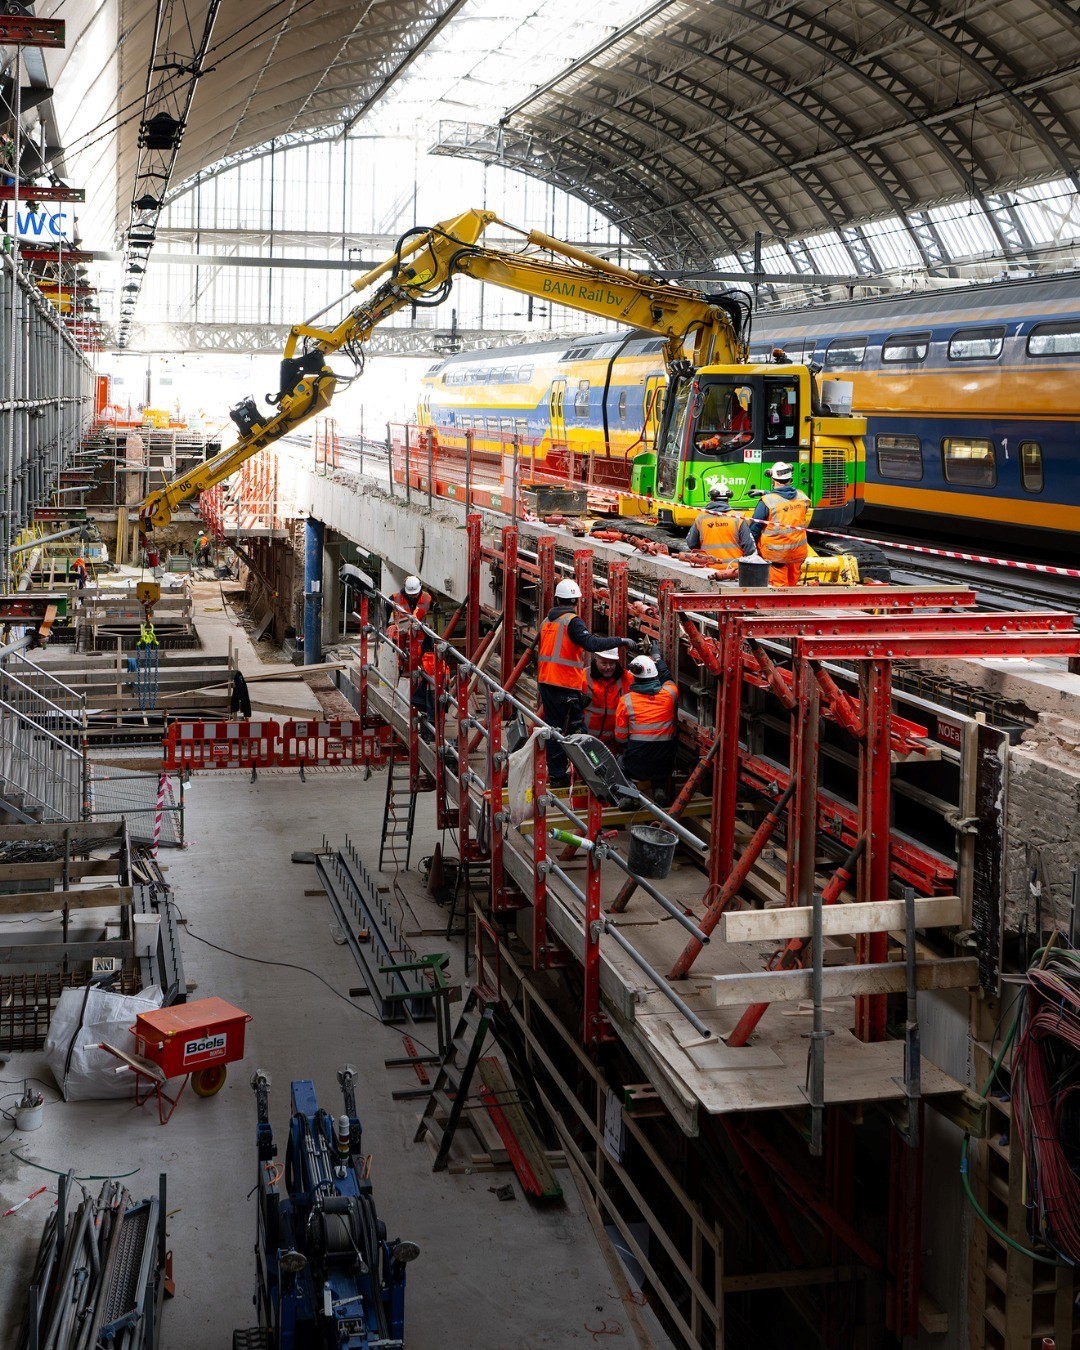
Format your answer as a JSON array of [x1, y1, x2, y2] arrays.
[[162, 718, 390, 771]]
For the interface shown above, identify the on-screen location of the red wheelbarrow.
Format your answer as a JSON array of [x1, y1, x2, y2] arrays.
[[100, 996, 251, 1124]]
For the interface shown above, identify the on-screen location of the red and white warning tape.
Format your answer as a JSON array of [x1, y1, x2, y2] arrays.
[[816, 531, 1080, 580]]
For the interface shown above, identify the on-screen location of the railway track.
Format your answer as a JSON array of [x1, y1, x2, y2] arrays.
[[306, 435, 1080, 619], [845, 530, 1080, 616]]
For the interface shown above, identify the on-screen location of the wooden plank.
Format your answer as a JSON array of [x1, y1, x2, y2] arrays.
[[719, 895, 962, 943], [0, 822, 126, 842], [722, 1265, 860, 1294], [0, 939, 131, 964], [707, 957, 979, 1007], [0, 859, 120, 883], [0, 886, 132, 916], [477, 1057, 562, 1200]]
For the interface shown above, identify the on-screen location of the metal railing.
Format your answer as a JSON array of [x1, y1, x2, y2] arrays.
[[0, 657, 86, 821]]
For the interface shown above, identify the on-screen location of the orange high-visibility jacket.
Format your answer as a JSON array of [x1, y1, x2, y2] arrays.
[[757, 491, 810, 563], [615, 682, 679, 743], [538, 612, 586, 690], [583, 669, 632, 741], [693, 512, 744, 561]]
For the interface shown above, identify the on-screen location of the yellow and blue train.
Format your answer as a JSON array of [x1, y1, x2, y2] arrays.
[[752, 274, 1080, 546], [418, 273, 1080, 548]]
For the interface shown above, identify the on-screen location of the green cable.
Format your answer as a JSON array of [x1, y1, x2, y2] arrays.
[[11, 1148, 141, 1182], [959, 966, 1063, 1266]]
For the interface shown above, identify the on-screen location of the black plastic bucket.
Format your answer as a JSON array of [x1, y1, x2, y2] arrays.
[[738, 557, 771, 587], [627, 825, 678, 880]]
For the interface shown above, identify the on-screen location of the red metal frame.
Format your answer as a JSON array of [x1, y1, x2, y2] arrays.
[[501, 526, 518, 687], [583, 789, 606, 1045], [0, 15, 65, 45]]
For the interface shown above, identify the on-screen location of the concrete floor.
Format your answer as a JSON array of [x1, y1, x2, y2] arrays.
[[0, 769, 669, 1349]]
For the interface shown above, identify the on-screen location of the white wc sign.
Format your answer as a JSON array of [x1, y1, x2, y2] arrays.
[[11, 207, 75, 242]]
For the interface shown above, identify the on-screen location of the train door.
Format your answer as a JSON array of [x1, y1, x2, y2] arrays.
[[549, 378, 567, 450], [642, 374, 665, 450]]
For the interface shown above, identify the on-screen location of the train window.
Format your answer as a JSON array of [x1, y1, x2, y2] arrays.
[[947, 327, 1005, 361], [875, 434, 923, 480], [618, 390, 628, 425], [882, 332, 931, 363], [574, 380, 591, 417], [1019, 441, 1044, 493], [1027, 322, 1080, 357], [824, 337, 866, 368], [518, 365, 533, 382], [942, 438, 997, 487], [515, 419, 529, 439]]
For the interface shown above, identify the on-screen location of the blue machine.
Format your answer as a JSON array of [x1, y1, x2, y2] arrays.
[[234, 1067, 419, 1350]]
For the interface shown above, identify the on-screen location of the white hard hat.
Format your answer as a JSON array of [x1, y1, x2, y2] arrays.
[[629, 655, 658, 680], [555, 578, 582, 601], [595, 648, 621, 661], [404, 575, 422, 596], [767, 462, 793, 482], [708, 482, 733, 501]]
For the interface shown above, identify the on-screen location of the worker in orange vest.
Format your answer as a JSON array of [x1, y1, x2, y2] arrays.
[[615, 651, 679, 801], [750, 463, 811, 586], [582, 647, 632, 750], [686, 484, 755, 562], [538, 578, 635, 787], [72, 556, 89, 588], [416, 637, 450, 741], [388, 574, 432, 675]]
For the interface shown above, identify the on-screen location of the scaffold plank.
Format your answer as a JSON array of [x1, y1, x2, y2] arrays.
[[707, 958, 979, 1006], [719, 895, 962, 943]]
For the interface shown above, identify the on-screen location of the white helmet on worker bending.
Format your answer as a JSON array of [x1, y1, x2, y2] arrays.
[[555, 578, 582, 601], [595, 647, 622, 662], [629, 655, 658, 680], [708, 482, 733, 502], [766, 462, 794, 483], [404, 575, 422, 596]]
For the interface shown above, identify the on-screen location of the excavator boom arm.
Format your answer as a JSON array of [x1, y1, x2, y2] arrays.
[[140, 208, 740, 531]]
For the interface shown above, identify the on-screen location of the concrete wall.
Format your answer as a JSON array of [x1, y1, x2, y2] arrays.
[[1005, 712, 1080, 937]]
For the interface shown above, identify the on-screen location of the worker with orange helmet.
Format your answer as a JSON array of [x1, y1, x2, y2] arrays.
[[538, 578, 635, 787]]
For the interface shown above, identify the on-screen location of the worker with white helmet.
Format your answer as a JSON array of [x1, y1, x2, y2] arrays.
[[387, 575, 434, 716], [750, 463, 811, 586], [614, 647, 679, 800], [538, 577, 636, 787], [582, 646, 632, 750], [685, 483, 755, 562]]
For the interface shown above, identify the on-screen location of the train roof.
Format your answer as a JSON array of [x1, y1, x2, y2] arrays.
[[753, 270, 1080, 338], [423, 328, 661, 376]]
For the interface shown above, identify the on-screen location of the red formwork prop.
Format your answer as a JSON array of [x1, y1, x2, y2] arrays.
[[163, 720, 280, 772]]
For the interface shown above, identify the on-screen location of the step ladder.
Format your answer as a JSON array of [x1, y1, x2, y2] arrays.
[[379, 739, 419, 872], [414, 984, 501, 1172]]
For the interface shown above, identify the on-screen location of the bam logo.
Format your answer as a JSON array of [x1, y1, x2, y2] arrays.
[[183, 1033, 227, 1062]]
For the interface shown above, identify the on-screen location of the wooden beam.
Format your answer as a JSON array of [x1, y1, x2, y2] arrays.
[[0, 822, 125, 842], [0, 939, 131, 965], [722, 1265, 861, 1294], [719, 896, 962, 943], [0, 886, 132, 916], [708, 957, 979, 1007], [0, 859, 120, 883]]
